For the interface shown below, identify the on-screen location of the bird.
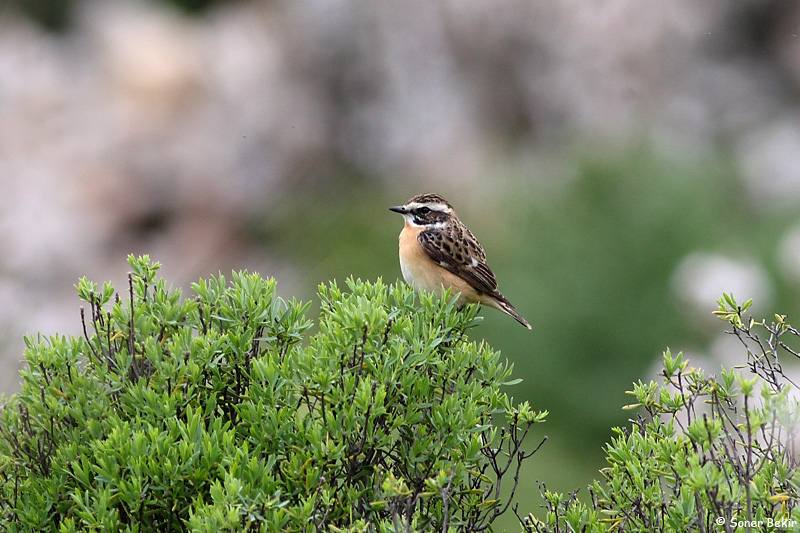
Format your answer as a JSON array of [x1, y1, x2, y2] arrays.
[[389, 193, 531, 329]]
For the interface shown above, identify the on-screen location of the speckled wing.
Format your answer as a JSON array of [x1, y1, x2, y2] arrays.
[[417, 225, 498, 296]]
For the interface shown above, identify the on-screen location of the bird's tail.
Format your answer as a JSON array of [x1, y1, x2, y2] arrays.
[[486, 292, 532, 330]]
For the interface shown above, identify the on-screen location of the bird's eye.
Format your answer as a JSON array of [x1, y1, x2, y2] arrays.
[[418, 207, 430, 215]]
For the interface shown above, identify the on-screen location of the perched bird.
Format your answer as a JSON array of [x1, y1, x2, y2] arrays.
[[389, 193, 531, 329]]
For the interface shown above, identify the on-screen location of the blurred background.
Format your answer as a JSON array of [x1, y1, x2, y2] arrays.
[[3, 0, 800, 525]]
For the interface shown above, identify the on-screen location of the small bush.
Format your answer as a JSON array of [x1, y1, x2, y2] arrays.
[[529, 294, 800, 532], [0, 256, 545, 532]]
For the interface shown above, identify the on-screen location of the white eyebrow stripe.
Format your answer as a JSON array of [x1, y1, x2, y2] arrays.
[[406, 202, 451, 213]]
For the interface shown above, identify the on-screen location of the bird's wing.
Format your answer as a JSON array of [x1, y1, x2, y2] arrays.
[[418, 225, 498, 295]]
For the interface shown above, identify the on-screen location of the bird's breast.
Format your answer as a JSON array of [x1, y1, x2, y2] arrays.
[[398, 224, 428, 290]]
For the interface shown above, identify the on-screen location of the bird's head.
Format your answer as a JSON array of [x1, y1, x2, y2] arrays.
[[389, 194, 455, 228]]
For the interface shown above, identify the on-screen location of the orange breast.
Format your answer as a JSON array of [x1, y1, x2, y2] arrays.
[[397, 222, 480, 305]]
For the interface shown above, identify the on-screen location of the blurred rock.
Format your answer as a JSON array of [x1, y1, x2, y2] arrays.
[[671, 252, 772, 320], [777, 222, 800, 285], [740, 116, 800, 206]]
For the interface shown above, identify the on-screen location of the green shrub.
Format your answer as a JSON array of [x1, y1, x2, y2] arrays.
[[0, 256, 545, 532], [11, 255, 795, 533], [529, 295, 800, 532]]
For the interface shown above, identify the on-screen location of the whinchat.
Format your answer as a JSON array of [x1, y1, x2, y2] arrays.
[[389, 193, 531, 329]]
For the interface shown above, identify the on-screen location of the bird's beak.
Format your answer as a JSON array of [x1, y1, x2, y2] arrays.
[[389, 205, 407, 214]]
